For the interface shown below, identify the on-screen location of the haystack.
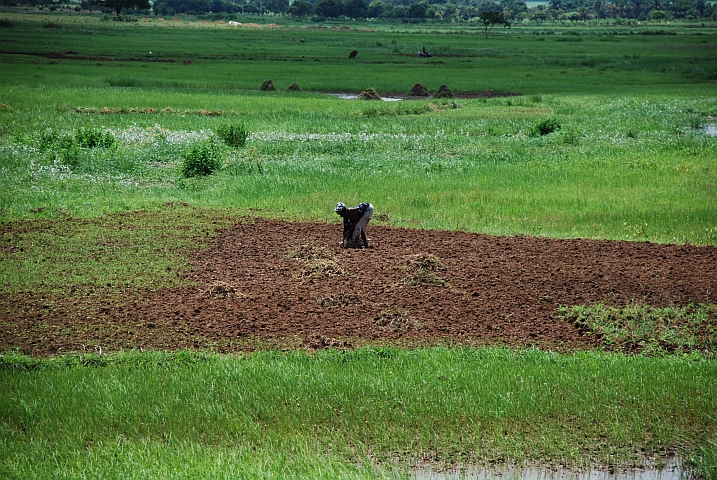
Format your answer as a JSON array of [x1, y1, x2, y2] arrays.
[[358, 88, 381, 100], [408, 82, 430, 97], [434, 84, 454, 98]]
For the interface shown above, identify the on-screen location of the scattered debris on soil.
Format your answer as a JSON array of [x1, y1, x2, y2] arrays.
[[374, 309, 420, 332], [204, 281, 241, 298]]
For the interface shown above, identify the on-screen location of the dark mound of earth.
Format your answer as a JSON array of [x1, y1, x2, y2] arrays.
[[408, 82, 430, 96]]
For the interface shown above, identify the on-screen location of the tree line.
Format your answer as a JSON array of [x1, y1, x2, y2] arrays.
[[3, 0, 714, 22]]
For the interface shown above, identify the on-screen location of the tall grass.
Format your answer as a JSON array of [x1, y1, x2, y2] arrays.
[[1, 347, 716, 478], [2, 89, 714, 244]]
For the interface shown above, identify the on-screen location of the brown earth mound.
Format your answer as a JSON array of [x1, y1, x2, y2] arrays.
[[2, 219, 716, 356], [260, 79, 275, 91], [408, 82, 430, 96], [434, 84, 454, 98], [358, 88, 381, 100]]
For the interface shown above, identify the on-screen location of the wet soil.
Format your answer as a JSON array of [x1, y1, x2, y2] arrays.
[[2, 218, 716, 356]]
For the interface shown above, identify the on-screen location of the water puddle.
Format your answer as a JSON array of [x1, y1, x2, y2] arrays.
[[326, 93, 403, 102], [702, 122, 717, 136], [413, 457, 682, 480]]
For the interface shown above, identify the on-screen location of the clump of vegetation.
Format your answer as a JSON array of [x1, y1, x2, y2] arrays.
[[0, 17, 13, 27], [42, 20, 60, 28], [358, 88, 381, 100], [558, 302, 717, 355], [181, 138, 224, 178], [532, 117, 561, 136], [260, 79, 275, 91], [287, 83, 300, 91], [408, 82, 430, 97], [32, 127, 117, 170], [75, 127, 116, 149], [215, 122, 248, 148]]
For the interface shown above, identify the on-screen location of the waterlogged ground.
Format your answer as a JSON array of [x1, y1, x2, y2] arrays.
[[2, 216, 716, 356]]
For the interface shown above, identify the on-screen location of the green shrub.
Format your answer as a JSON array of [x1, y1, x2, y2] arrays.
[[75, 127, 116, 149], [532, 117, 561, 136], [181, 138, 224, 178], [215, 122, 248, 148]]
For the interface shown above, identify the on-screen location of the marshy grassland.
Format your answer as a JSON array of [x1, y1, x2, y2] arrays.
[[1, 13, 716, 479]]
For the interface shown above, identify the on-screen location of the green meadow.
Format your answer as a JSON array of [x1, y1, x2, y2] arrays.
[[1, 13, 716, 479]]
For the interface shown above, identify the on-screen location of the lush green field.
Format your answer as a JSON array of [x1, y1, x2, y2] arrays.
[[2, 348, 716, 479], [1, 14, 716, 479]]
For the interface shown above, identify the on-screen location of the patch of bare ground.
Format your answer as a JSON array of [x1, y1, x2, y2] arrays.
[[2, 219, 716, 356]]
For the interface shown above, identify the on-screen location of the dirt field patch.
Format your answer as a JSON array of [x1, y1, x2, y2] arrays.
[[2, 219, 716, 356]]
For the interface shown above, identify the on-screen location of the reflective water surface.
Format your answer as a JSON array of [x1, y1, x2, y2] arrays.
[[413, 457, 682, 480], [326, 93, 403, 102]]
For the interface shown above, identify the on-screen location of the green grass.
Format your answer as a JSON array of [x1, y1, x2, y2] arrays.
[[1, 347, 716, 478], [0, 208, 239, 291], [2, 90, 715, 244], [558, 303, 717, 356]]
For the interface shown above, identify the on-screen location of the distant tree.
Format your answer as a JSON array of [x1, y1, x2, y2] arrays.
[[95, 0, 150, 15], [313, 0, 343, 17], [478, 9, 506, 37], [344, 0, 368, 17], [367, 0, 389, 17], [389, 4, 407, 18], [407, 0, 428, 18], [499, 0, 526, 19], [442, 3, 458, 20], [530, 7, 548, 22], [287, 0, 312, 15], [265, 0, 288, 13], [694, 0, 707, 17], [461, 4, 478, 18]]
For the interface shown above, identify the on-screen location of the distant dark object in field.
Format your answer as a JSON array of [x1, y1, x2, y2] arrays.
[[349, 50, 358, 59], [434, 84, 453, 98], [287, 83, 300, 91], [96, 62, 103, 66], [183, 60, 193, 65], [408, 82, 430, 97], [418, 46, 431, 58], [300, 38, 305, 42], [261, 79, 275, 91], [48, 60, 59, 64], [358, 88, 381, 100]]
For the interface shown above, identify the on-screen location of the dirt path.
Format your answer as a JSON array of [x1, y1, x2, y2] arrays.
[[2, 219, 716, 356]]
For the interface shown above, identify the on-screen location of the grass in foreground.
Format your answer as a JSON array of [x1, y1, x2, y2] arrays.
[[1, 347, 716, 479]]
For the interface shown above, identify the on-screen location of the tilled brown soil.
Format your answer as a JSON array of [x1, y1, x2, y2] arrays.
[[2, 218, 716, 356]]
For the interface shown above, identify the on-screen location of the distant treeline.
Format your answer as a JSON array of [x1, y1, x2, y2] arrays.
[[2, 0, 715, 21]]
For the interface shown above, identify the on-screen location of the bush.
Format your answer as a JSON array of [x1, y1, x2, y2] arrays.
[[75, 127, 116, 149], [215, 122, 248, 148], [182, 138, 224, 178], [533, 117, 561, 136]]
